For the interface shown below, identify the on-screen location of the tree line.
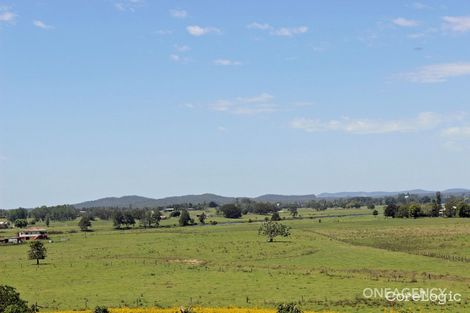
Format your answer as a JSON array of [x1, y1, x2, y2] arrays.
[[384, 192, 470, 218]]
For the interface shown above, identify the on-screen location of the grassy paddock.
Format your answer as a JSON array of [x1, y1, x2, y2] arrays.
[[1, 209, 469, 313]]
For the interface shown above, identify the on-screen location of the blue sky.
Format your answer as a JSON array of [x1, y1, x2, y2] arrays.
[[1, 1, 470, 208]]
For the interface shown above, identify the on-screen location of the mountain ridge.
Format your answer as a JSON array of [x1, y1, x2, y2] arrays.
[[73, 188, 470, 209]]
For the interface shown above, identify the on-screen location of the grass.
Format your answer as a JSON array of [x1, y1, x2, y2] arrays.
[[1, 208, 469, 313]]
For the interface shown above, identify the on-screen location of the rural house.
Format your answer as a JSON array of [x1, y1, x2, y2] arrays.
[[17, 227, 48, 240]]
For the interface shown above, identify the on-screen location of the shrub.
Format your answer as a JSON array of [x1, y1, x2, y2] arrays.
[[13, 219, 27, 228], [220, 204, 242, 219], [94, 306, 109, 313], [271, 212, 281, 221], [179, 210, 191, 226], [258, 221, 291, 242], [170, 211, 181, 218], [277, 303, 302, 313]]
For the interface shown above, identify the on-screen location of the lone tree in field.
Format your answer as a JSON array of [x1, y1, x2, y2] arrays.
[[289, 207, 298, 218], [28, 241, 47, 266], [431, 191, 442, 217], [198, 212, 207, 224], [258, 221, 291, 242], [179, 209, 192, 226], [220, 204, 242, 218], [271, 211, 281, 221], [78, 216, 92, 231]]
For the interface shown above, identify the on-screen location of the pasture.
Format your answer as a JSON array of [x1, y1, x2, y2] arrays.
[[1, 208, 469, 313]]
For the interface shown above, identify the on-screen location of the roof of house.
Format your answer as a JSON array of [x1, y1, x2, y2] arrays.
[[21, 227, 47, 232]]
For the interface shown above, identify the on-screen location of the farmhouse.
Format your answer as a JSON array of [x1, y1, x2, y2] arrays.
[[17, 227, 48, 240]]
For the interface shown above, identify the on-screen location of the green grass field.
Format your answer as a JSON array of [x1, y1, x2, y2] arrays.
[[1, 208, 469, 313]]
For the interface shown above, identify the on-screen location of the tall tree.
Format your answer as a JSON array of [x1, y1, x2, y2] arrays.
[[78, 216, 92, 231], [258, 221, 291, 242], [178, 209, 191, 226], [431, 191, 441, 217], [28, 241, 47, 266]]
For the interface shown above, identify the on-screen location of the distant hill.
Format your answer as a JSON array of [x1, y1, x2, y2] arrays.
[[74, 194, 236, 209], [254, 194, 317, 203], [73, 189, 470, 209], [317, 189, 470, 199], [74, 193, 318, 209]]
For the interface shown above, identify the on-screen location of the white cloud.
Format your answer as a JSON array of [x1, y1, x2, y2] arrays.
[[441, 125, 470, 150], [237, 93, 274, 103], [247, 22, 272, 30], [441, 126, 470, 140], [217, 126, 227, 132], [411, 2, 433, 10], [115, 0, 144, 12], [0, 11, 16, 23], [209, 93, 277, 115], [169, 54, 189, 63], [247, 22, 308, 37], [170, 9, 187, 19], [213, 59, 241, 66], [186, 25, 221, 36], [291, 112, 445, 134], [33, 20, 53, 30], [401, 63, 470, 83], [443, 16, 470, 33], [272, 26, 308, 37], [392, 17, 419, 27]]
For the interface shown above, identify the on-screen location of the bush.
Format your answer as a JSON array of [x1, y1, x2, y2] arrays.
[[277, 303, 302, 313], [179, 209, 192, 226], [14, 219, 27, 228], [170, 211, 181, 218], [271, 212, 281, 221], [94, 306, 109, 313], [258, 221, 291, 242], [220, 204, 242, 219]]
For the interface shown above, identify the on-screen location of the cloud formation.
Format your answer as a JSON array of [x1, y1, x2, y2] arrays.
[[247, 22, 308, 37], [442, 16, 470, 32], [392, 17, 419, 27], [0, 10, 16, 23], [170, 9, 187, 19], [401, 63, 470, 83], [213, 59, 242, 66], [291, 112, 447, 134], [115, 0, 144, 12], [33, 20, 53, 30], [186, 25, 221, 36], [209, 93, 277, 115]]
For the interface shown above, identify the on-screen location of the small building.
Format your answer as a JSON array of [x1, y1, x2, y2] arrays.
[[0, 237, 22, 245], [17, 227, 48, 240], [163, 208, 175, 212], [0, 221, 9, 229]]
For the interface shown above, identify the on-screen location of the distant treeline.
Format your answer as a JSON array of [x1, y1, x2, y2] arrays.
[[2, 205, 78, 222], [384, 192, 470, 218], [1, 192, 469, 224]]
